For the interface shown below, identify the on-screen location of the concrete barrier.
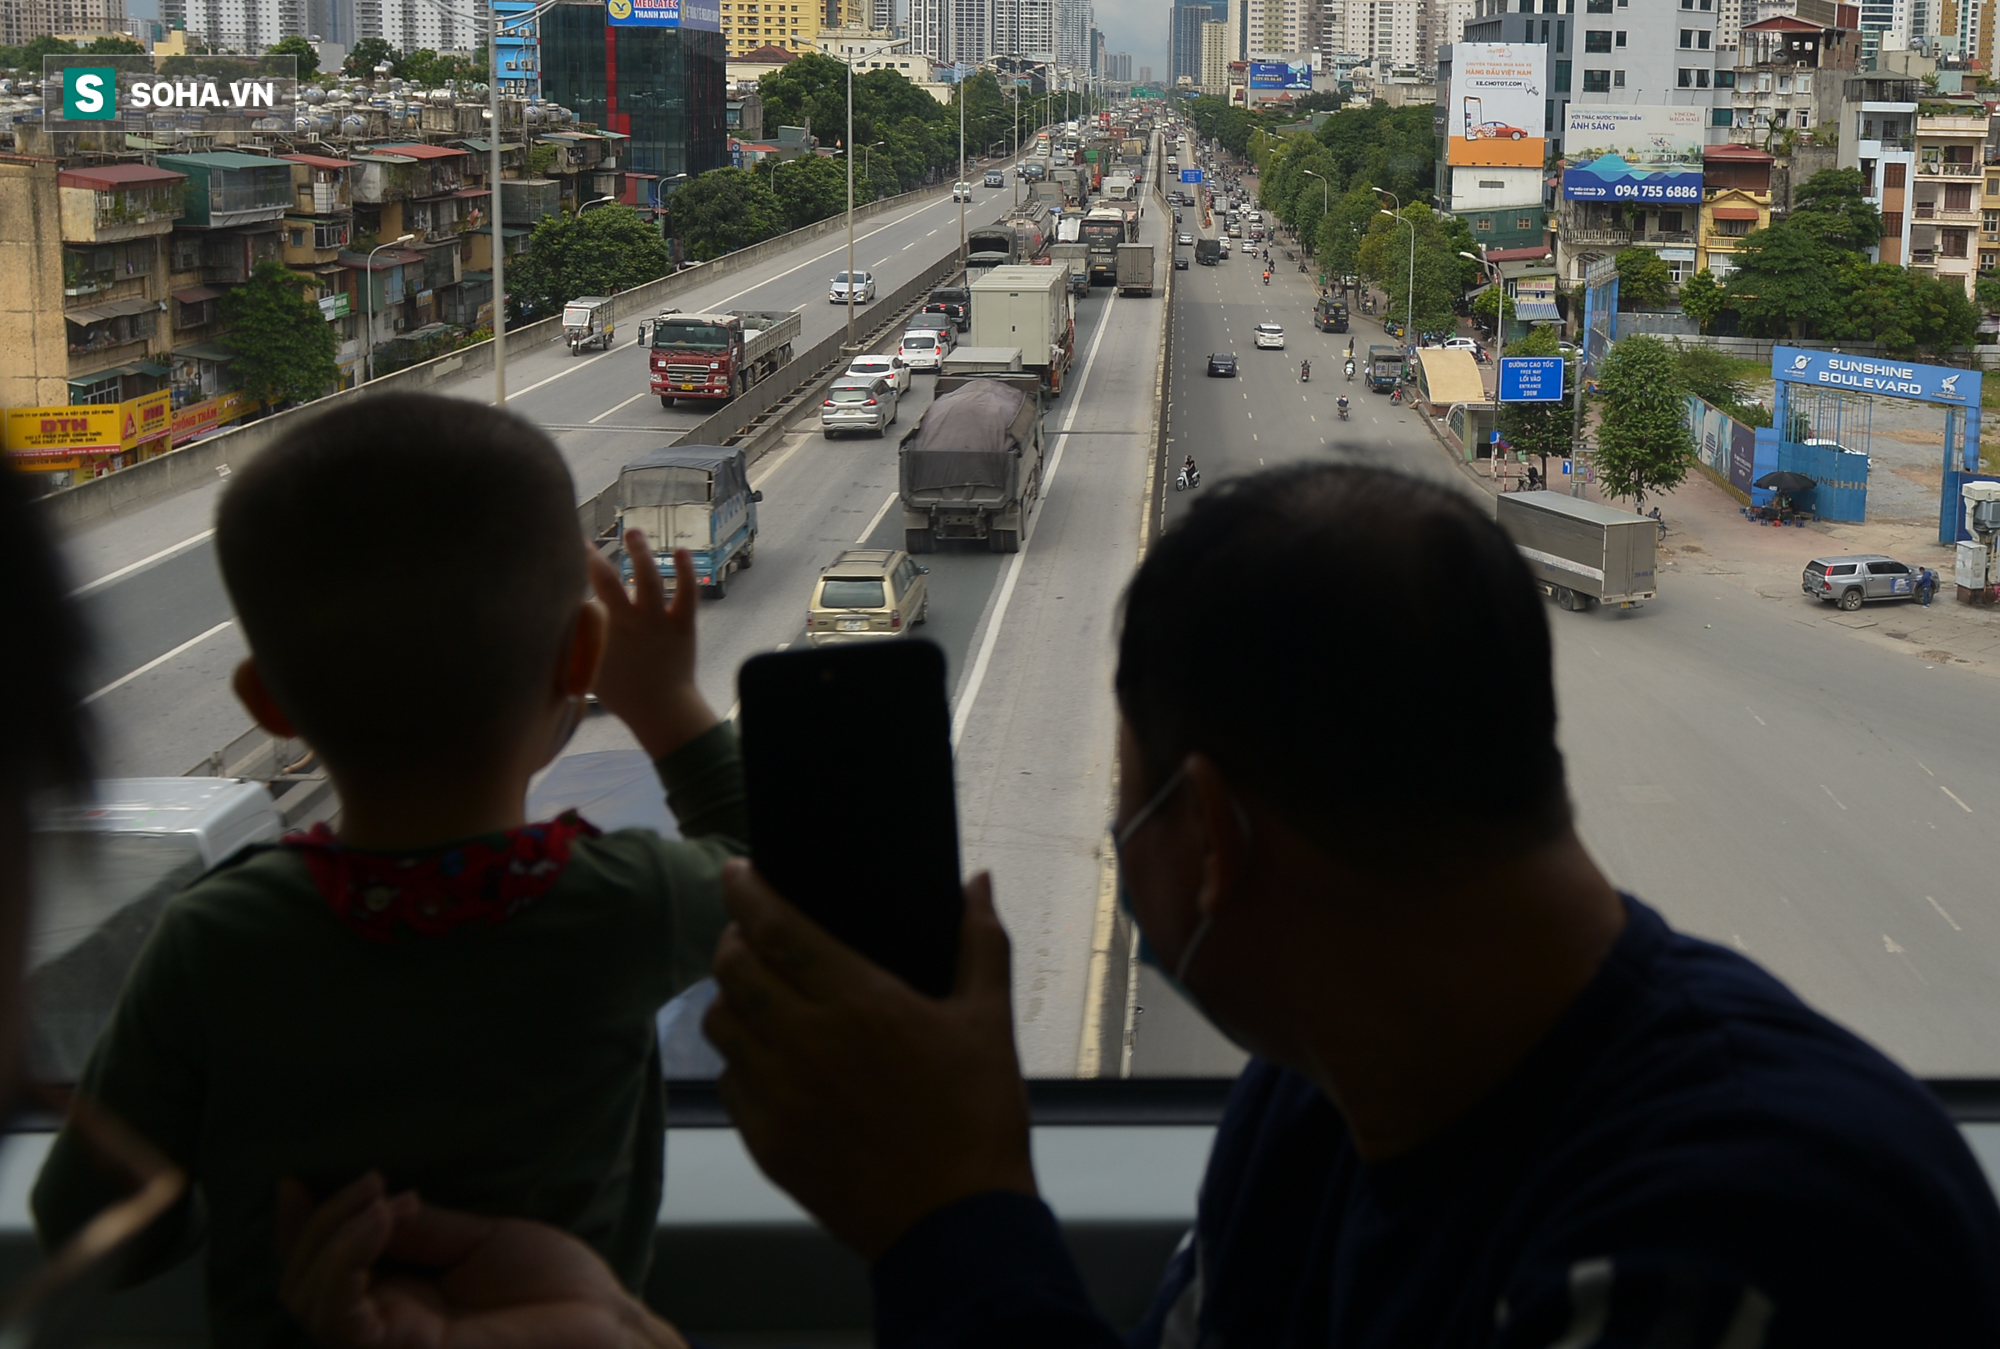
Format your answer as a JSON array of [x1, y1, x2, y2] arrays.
[[37, 180, 975, 535]]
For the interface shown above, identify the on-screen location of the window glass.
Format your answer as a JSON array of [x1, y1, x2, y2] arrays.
[[1582, 67, 1610, 91], [1585, 29, 1610, 51], [818, 579, 886, 607]]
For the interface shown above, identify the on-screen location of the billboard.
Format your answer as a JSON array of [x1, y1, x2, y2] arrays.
[[606, 0, 720, 30], [1561, 106, 1703, 202], [1248, 56, 1312, 90], [1447, 43, 1544, 167]]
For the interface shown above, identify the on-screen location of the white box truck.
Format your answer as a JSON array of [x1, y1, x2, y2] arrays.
[[1495, 491, 1659, 611], [1116, 242, 1154, 297], [969, 265, 1074, 398]]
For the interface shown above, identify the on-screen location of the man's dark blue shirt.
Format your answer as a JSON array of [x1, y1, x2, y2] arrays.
[[874, 898, 2000, 1347]]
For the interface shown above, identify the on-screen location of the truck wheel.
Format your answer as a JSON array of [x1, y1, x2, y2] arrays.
[[1839, 588, 1863, 611], [739, 543, 755, 570], [710, 565, 730, 600], [660, 395, 675, 408], [1555, 587, 1575, 611], [906, 528, 935, 554], [989, 528, 1020, 554]]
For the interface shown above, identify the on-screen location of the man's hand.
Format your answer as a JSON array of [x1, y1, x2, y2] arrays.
[[703, 862, 1037, 1262], [586, 532, 715, 761], [275, 1172, 687, 1349]]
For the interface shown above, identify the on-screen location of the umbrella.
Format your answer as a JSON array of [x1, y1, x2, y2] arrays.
[[1755, 471, 1817, 493]]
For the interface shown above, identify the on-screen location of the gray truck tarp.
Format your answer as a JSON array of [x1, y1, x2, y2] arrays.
[[618, 444, 749, 507], [900, 381, 1035, 492]]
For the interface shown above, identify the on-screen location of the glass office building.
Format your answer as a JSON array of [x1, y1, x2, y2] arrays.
[[540, 0, 728, 182]]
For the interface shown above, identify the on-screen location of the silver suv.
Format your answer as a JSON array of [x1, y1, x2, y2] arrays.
[[1803, 554, 1914, 610]]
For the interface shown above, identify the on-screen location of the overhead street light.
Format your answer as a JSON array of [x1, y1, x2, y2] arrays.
[[1376, 192, 1415, 352], [364, 232, 418, 386]]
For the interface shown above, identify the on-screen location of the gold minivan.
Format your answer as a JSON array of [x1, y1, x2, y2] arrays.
[[806, 549, 929, 645]]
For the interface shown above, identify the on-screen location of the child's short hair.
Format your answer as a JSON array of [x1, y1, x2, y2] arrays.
[[216, 393, 584, 777]]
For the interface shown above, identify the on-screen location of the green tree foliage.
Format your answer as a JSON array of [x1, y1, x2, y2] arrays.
[[264, 35, 319, 77], [1614, 246, 1672, 309], [1671, 342, 1760, 421], [755, 55, 1011, 188], [220, 261, 338, 408], [508, 204, 672, 317], [1788, 168, 1882, 257], [667, 168, 785, 261], [1828, 262, 1978, 354], [1678, 267, 1727, 333], [1977, 275, 2000, 314], [1315, 183, 1383, 285], [773, 153, 866, 230], [1357, 203, 1478, 336], [1592, 335, 1694, 507], [1311, 103, 1436, 206], [0, 35, 80, 68], [343, 36, 395, 75], [1498, 324, 1575, 476], [85, 35, 145, 53], [1723, 223, 1837, 337], [395, 47, 481, 86], [1472, 284, 1516, 331]]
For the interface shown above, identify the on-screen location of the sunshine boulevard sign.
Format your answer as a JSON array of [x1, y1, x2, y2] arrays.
[[1771, 345, 1980, 406]]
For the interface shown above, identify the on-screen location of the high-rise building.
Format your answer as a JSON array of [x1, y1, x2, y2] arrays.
[[1341, 0, 1423, 70], [1941, 0, 1993, 65], [1106, 49, 1132, 78], [720, 0, 862, 59], [910, 0, 947, 58], [539, 0, 726, 179], [1056, 0, 1093, 65], [158, 0, 310, 53], [1172, 2, 1209, 78], [1138, 63, 1152, 79], [1430, 0, 1477, 48], [349, 0, 482, 54], [2, 0, 126, 44], [996, 0, 1054, 57], [1200, 17, 1229, 88]]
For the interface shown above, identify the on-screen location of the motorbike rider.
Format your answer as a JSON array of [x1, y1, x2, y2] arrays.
[[1300, 359, 1310, 383], [1263, 268, 1272, 285], [1344, 358, 1356, 381], [1181, 453, 1199, 487], [1336, 394, 1350, 418]]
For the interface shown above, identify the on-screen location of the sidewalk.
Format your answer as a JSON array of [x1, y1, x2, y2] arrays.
[[1454, 446, 2000, 679]]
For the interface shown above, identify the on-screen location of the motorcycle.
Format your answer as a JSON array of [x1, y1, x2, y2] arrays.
[[1337, 400, 1349, 421], [1301, 362, 1310, 384], [1262, 272, 1271, 286], [1176, 466, 1201, 491], [1344, 361, 1355, 382]]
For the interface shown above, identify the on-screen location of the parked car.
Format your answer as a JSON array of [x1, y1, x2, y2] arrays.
[[806, 548, 930, 645], [1207, 352, 1238, 377], [845, 353, 911, 394], [1802, 554, 1915, 610], [821, 376, 899, 438], [899, 329, 950, 372], [1254, 323, 1285, 350], [1443, 336, 1486, 361], [1804, 437, 1872, 469], [829, 271, 876, 304]]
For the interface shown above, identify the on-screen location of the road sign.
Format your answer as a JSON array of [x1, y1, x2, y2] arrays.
[[1180, 168, 1203, 183], [1498, 355, 1565, 403]]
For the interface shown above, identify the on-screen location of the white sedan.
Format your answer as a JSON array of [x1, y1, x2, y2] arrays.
[[1254, 323, 1285, 350], [845, 353, 912, 394]]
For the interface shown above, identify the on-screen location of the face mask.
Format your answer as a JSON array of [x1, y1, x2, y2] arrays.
[[1111, 766, 1216, 1009]]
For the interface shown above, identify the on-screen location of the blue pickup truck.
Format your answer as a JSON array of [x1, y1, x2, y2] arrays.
[[616, 445, 762, 599]]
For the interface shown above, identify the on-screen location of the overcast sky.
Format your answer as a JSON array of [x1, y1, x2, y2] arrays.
[[1098, 0, 1165, 80]]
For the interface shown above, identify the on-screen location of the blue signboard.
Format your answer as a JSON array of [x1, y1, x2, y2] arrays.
[[1772, 345, 1980, 406], [1248, 59, 1311, 90], [1498, 355, 1565, 403], [1180, 167, 1203, 183], [607, 0, 719, 30]]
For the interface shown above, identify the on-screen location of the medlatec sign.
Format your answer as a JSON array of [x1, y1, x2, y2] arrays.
[[1561, 105, 1702, 202], [607, 0, 722, 30], [1772, 346, 1981, 405], [1247, 58, 1312, 90], [45, 55, 296, 133]]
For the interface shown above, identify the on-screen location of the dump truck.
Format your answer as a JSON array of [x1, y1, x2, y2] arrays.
[[641, 309, 800, 407], [616, 445, 763, 599], [969, 264, 1075, 398], [1195, 237, 1222, 266], [1366, 343, 1403, 393], [1116, 242, 1154, 297], [899, 373, 1045, 555], [1496, 491, 1659, 612]]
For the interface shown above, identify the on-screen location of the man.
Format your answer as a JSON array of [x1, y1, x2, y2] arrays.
[[704, 465, 2000, 1349]]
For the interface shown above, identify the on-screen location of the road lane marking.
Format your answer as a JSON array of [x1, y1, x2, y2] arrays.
[[1747, 707, 1766, 726], [86, 619, 234, 704], [1940, 784, 1974, 813], [1884, 934, 1904, 953], [1821, 785, 1846, 810], [1917, 760, 1935, 776], [950, 284, 1119, 750], [1927, 896, 1963, 931], [70, 528, 215, 597], [856, 491, 898, 542], [589, 389, 654, 423]]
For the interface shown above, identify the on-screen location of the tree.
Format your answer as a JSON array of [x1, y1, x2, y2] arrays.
[[220, 261, 339, 408], [1497, 324, 1575, 479], [1316, 183, 1381, 288], [395, 47, 480, 86], [1672, 342, 1756, 416], [344, 37, 394, 76], [1357, 203, 1477, 337], [1614, 247, 1672, 309], [16, 35, 78, 66], [84, 35, 145, 53], [1789, 167, 1882, 259], [1472, 283, 1516, 333], [1829, 263, 1978, 355], [1723, 222, 1838, 338], [265, 35, 319, 78], [1678, 267, 1727, 333], [1592, 334, 1694, 508], [773, 153, 863, 230], [507, 204, 673, 318], [1978, 275, 2000, 315], [665, 168, 785, 261]]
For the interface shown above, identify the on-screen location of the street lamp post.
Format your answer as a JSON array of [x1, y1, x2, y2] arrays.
[[1376, 202, 1415, 351], [842, 37, 908, 352], [364, 232, 417, 385], [577, 194, 620, 215]]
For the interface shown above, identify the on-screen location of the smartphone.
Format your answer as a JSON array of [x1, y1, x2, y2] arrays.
[[737, 640, 962, 997]]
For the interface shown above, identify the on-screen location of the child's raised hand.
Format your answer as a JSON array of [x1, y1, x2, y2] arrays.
[[586, 532, 716, 761]]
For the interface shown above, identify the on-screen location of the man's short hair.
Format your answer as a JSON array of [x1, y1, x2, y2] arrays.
[[216, 393, 583, 777], [1116, 464, 1569, 868]]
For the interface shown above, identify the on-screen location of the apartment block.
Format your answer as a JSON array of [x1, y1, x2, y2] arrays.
[[1836, 73, 1918, 263], [0, 0, 126, 45], [1728, 14, 1857, 144], [1908, 110, 1986, 297], [1694, 142, 1772, 278]]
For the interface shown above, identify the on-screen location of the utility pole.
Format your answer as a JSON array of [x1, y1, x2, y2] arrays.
[[958, 63, 967, 269]]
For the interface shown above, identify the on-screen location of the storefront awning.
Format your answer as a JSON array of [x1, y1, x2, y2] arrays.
[[94, 360, 171, 378], [1515, 303, 1561, 321], [176, 342, 239, 362], [174, 286, 224, 303], [1712, 206, 1761, 221], [65, 297, 163, 324]]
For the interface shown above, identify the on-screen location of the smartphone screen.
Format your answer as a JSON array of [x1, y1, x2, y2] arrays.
[[737, 641, 962, 997]]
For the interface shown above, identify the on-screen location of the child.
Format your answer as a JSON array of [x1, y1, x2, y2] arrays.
[[34, 393, 740, 1348]]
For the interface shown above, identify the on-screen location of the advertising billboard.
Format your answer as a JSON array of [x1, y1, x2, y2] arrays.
[[607, 0, 720, 31], [1447, 43, 1544, 167], [1247, 56, 1312, 90], [1561, 105, 1703, 202]]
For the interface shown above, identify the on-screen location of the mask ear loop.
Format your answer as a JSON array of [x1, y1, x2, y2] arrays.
[[1173, 793, 1255, 987]]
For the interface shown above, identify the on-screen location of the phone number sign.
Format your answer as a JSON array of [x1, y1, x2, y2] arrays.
[[1498, 356, 1566, 403]]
